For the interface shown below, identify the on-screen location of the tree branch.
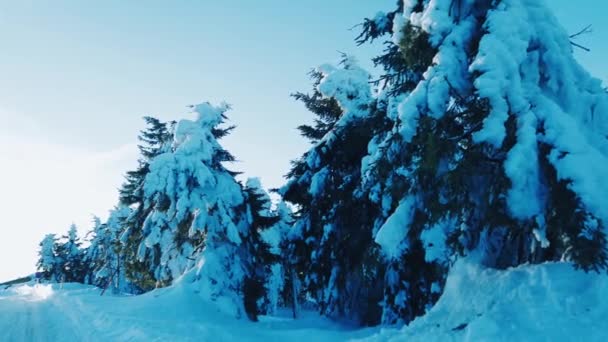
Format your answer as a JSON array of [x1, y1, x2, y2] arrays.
[[570, 24, 592, 39], [569, 24, 592, 52], [570, 41, 590, 52]]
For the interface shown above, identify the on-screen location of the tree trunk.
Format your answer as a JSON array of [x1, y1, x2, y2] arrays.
[[291, 268, 299, 319]]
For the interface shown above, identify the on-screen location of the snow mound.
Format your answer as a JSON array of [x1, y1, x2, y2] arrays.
[[363, 260, 608, 341], [6, 284, 54, 302]]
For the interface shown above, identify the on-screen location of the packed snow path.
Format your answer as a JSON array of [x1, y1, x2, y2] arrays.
[[0, 285, 93, 341], [0, 283, 372, 342]]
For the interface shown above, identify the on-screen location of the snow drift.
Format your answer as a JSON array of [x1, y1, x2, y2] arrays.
[[364, 260, 608, 341]]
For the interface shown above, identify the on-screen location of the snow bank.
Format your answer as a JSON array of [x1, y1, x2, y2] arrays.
[[10, 284, 54, 302], [363, 260, 608, 341], [2, 263, 606, 341]]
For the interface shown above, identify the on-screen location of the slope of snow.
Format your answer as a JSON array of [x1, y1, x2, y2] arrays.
[[2, 261, 606, 341], [362, 260, 608, 341]]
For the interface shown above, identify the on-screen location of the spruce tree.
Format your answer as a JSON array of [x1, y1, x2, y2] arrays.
[[137, 102, 249, 317], [37, 234, 60, 282], [282, 57, 391, 325], [356, 0, 608, 324], [86, 207, 132, 293], [56, 224, 86, 283], [84, 217, 106, 285], [263, 200, 293, 316], [241, 178, 289, 320], [119, 116, 174, 291]]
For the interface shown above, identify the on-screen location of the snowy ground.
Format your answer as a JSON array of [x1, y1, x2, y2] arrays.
[[366, 261, 608, 342], [0, 282, 375, 341], [1, 261, 606, 341]]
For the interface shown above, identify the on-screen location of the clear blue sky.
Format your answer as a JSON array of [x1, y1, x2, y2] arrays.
[[0, 0, 605, 281]]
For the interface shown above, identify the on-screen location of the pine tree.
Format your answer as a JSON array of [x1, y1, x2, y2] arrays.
[[84, 217, 106, 285], [138, 102, 249, 317], [282, 57, 391, 325], [56, 224, 86, 283], [263, 201, 293, 316], [119, 116, 175, 292], [241, 178, 289, 321], [119, 117, 174, 206], [356, 0, 608, 324], [37, 234, 60, 282], [86, 207, 133, 293]]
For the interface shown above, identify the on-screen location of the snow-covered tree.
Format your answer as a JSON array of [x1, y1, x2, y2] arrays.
[[56, 224, 87, 283], [86, 207, 133, 293], [37, 225, 87, 284], [282, 57, 390, 325], [264, 201, 294, 315], [119, 116, 175, 292], [241, 178, 292, 320], [37, 234, 60, 282], [138, 102, 249, 317], [356, 0, 608, 324], [83, 216, 105, 284]]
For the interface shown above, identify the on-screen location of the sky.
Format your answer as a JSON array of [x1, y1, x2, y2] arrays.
[[0, 0, 606, 282]]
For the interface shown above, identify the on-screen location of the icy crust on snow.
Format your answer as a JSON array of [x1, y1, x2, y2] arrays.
[[363, 260, 608, 341], [366, 0, 608, 253]]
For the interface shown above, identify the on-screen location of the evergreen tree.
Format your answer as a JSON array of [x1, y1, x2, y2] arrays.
[[282, 57, 391, 325], [263, 201, 293, 316], [83, 217, 105, 285], [86, 207, 133, 293], [137, 102, 249, 317], [241, 178, 290, 321], [55, 224, 86, 283], [37, 234, 60, 282], [356, 0, 608, 324], [119, 116, 175, 292]]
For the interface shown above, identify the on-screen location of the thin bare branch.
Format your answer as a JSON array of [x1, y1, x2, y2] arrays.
[[570, 24, 593, 39], [571, 41, 590, 52]]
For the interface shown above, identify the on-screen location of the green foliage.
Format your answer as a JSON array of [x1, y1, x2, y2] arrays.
[[119, 117, 173, 207], [398, 23, 437, 73], [539, 143, 608, 272], [117, 116, 175, 291], [291, 70, 343, 144], [283, 68, 391, 324]]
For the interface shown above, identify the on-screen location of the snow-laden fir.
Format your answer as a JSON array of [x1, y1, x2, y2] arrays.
[[4, 0, 607, 340]]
